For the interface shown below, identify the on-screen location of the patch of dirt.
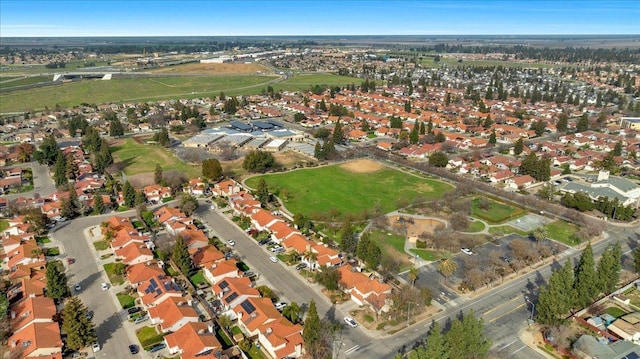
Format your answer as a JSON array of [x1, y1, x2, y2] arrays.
[[390, 215, 446, 238], [127, 173, 155, 189], [340, 159, 384, 173], [149, 62, 271, 75]]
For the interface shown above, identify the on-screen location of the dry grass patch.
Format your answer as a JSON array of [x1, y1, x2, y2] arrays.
[[149, 62, 271, 75]]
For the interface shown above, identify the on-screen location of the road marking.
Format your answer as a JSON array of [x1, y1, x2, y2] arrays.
[[497, 339, 518, 351], [483, 296, 521, 316], [511, 345, 526, 355], [345, 345, 360, 355], [488, 303, 525, 323]]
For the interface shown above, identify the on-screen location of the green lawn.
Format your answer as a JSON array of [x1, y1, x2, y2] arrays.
[[36, 237, 51, 244], [189, 270, 207, 287], [544, 220, 580, 246], [117, 292, 136, 309], [0, 75, 277, 113], [111, 138, 200, 177], [93, 240, 109, 251], [272, 73, 364, 93], [247, 345, 266, 359], [488, 225, 529, 237], [471, 197, 526, 224], [466, 221, 486, 233], [246, 163, 452, 219], [605, 306, 628, 318], [217, 328, 233, 348], [44, 247, 60, 256], [0, 75, 51, 90], [136, 326, 164, 349], [409, 249, 436, 261], [104, 263, 125, 285], [0, 220, 10, 232]]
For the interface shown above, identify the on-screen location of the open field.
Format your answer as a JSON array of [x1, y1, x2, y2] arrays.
[[544, 220, 580, 246], [245, 159, 453, 219], [272, 73, 365, 92], [0, 75, 51, 89], [0, 75, 277, 113], [471, 197, 526, 224], [110, 138, 200, 178], [149, 62, 270, 75]]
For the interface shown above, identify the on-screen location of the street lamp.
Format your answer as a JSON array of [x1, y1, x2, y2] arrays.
[[525, 297, 535, 325]]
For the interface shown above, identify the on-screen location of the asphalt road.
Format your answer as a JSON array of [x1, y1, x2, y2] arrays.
[[51, 211, 142, 359], [4, 161, 56, 201]]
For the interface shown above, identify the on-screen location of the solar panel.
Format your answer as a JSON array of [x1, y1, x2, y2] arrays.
[[225, 292, 238, 303], [219, 280, 229, 289], [145, 278, 158, 294], [240, 300, 256, 314], [623, 352, 640, 359]]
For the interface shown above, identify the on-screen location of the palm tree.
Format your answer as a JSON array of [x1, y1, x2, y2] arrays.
[[437, 255, 458, 283], [408, 267, 419, 287], [282, 302, 301, 324]]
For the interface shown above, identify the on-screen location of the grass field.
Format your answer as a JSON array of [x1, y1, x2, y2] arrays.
[[0, 75, 276, 113], [110, 138, 200, 177], [0, 220, 8, 232], [471, 197, 526, 224], [466, 221, 486, 233], [272, 73, 364, 93], [0, 75, 52, 89], [245, 162, 452, 219], [544, 220, 580, 246]]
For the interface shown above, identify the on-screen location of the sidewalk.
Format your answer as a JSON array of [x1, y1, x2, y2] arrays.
[[519, 324, 556, 359]]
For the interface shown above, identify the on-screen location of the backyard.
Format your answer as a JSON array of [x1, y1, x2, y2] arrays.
[[245, 159, 452, 220], [136, 326, 165, 349]]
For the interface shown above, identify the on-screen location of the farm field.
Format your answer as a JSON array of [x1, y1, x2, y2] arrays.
[[110, 138, 200, 178], [0, 74, 276, 113], [245, 159, 453, 219]]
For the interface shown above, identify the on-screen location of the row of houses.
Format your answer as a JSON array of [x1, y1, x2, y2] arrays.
[[212, 179, 393, 313], [1, 217, 63, 359]]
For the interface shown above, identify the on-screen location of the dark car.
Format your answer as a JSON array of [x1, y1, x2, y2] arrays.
[[148, 343, 166, 353], [85, 310, 94, 320], [128, 344, 139, 354], [127, 307, 141, 315], [295, 263, 307, 270]]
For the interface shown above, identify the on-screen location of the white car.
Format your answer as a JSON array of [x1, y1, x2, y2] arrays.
[[344, 316, 358, 328], [92, 343, 100, 352], [269, 256, 278, 263], [461, 248, 473, 255], [274, 302, 287, 311], [101, 282, 109, 291], [228, 240, 235, 246], [74, 284, 82, 292]]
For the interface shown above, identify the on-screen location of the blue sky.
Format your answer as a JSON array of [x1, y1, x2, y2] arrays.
[[0, 0, 638, 37]]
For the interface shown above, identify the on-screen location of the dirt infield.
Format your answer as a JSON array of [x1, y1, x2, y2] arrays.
[[339, 159, 384, 173], [390, 215, 446, 238], [149, 63, 271, 75]]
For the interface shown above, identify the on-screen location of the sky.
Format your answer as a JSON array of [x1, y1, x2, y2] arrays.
[[0, 0, 638, 37]]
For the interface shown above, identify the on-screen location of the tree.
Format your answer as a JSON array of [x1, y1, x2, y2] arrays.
[[202, 158, 223, 180], [35, 134, 59, 165], [172, 236, 194, 276], [410, 320, 448, 359], [408, 267, 418, 287], [409, 122, 419, 144], [243, 150, 276, 172], [109, 118, 125, 137], [429, 151, 448, 167], [282, 302, 301, 324], [303, 300, 321, 352], [178, 193, 198, 216], [293, 113, 306, 122], [556, 114, 569, 133], [489, 129, 497, 145], [513, 138, 524, 156], [633, 246, 640, 274], [218, 314, 232, 330], [332, 119, 344, 144], [339, 222, 358, 254], [123, 181, 136, 208], [316, 266, 341, 291], [92, 195, 105, 215], [153, 128, 170, 147], [438, 255, 458, 283], [154, 164, 163, 185], [461, 309, 491, 358], [255, 178, 269, 204], [45, 261, 69, 302], [576, 114, 589, 132], [596, 242, 622, 295], [356, 234, 382, 269], [573, 243, 597, 309], [612, 141, 623, 157], [53, 152, 67, 187], [62, 297, 96, 351]]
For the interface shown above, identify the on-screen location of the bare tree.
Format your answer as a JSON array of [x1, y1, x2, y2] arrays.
[[509, 239, 536, 265], [450, 212, 469, 231]]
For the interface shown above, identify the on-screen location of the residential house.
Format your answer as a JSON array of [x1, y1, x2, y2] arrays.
[[143, 184, 172, 203], [8, 322, 62, 359], [203, 259, 240, 285], [114, 242, 154, 265], [337, 265, 392, 313], [164, 322, 222, 359], [126, 262, 166, 288], [148, 297, 199, 333], [212, 277, 260, 312], [137, 274, 183, 308]]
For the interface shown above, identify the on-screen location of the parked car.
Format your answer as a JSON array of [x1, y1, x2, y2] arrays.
[[127, 307, 141, 315], [91, 343, 100, 352], [274, 302, 287, 311], [243, 271, 255, 278], [101, 282, 109, 291], [85, 311, 93, 320], [228, 240, 236, 246], [344, 316, 358, 328], [74, 284, 82, 292], [269, 256, 278, 263], [128, 344, 139, 354], [133, 315, 149, 324], [295, 263, 307, 270], [499, 256, 511, 264], [258, 239, 269, 246], [67, 258, 75, 265], [148, 343, 166, 353], [461, 248, 473, 255]]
